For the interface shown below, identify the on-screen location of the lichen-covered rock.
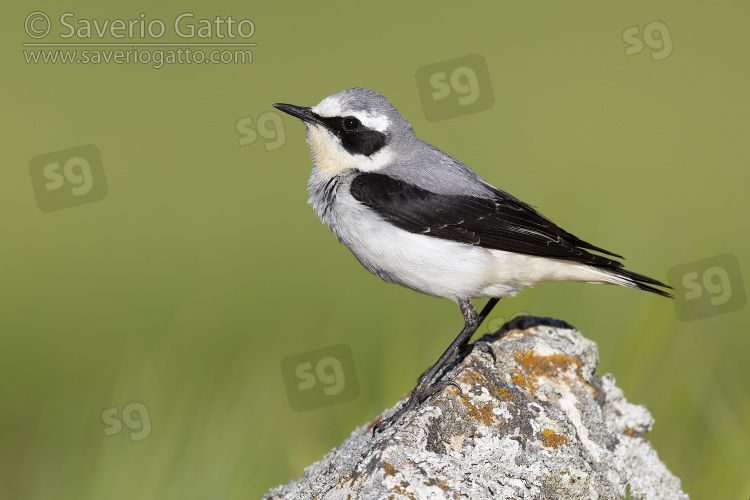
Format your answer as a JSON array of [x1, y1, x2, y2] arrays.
[[263, 316, 688, 500]]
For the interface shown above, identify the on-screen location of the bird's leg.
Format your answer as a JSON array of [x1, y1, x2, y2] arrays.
[[374, 298, 500, 434], [415, 298, 500, 385], [468, 297, 503, 366]]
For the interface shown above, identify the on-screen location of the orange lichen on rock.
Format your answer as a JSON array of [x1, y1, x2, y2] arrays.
[[488, 385, 513, 401], [390, 481, 417, 499], [540, 429, 568, 449], [423, 476, 450, 492], [458, 368, 489, 388], [513, 351, 584, 391], [383, 461, 397, 476], [457, 368, 514, 401], [456, 391, 496, 426], [510, 372, 526, 387], [337, 473, 366, 494]]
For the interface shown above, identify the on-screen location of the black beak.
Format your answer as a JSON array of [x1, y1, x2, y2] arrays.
[[273, 103, 325, 127]]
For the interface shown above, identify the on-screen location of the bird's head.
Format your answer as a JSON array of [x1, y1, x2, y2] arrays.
[[274, 88, 415, 175]]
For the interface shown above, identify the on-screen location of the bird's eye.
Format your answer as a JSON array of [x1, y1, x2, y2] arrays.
[[342, 116, 361, 131]]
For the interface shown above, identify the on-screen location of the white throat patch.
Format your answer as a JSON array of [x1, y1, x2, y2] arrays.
[[305, 124, 394, 175]]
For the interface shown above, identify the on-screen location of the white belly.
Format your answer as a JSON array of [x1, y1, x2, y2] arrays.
[[323, 188, 523, 301]]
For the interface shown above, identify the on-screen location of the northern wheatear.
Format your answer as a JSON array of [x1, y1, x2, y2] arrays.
[[274, 88, 671, 432]]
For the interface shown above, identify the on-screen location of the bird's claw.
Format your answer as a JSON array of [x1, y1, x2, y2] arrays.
[[372, 377, 463, 435], [471, 340, 498, 366]]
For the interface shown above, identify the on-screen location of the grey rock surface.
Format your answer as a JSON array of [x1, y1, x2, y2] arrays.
[[264, 316, 688, 500]]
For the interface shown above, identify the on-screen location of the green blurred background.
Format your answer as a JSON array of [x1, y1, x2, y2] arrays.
[[2, 1, 748, 498]]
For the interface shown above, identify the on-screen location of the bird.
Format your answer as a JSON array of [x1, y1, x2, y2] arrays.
[[273, 87, 672, 432]]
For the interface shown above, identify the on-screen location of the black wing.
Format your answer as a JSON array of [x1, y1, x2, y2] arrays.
[[350, 172, 625, 270]]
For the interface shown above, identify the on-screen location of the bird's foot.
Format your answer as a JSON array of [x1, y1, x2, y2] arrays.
[[416, 356, 456, 386], [416, 338, 496, 385], [372, 378, 460, 435], [470, 339, 498, 366]]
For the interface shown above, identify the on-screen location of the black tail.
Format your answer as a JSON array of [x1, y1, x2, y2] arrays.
[[610, 268, 673, 298]]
